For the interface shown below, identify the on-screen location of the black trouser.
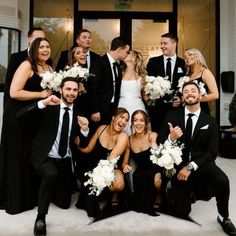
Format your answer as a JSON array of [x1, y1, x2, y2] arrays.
[[171, 162, 230, 219], [37, 157, 74, 215]]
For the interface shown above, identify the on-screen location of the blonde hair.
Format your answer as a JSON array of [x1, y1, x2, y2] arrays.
[[185, 48, 208, 75], [123, 50, 147, 87]]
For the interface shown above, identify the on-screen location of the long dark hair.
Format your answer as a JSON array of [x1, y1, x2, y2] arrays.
[[28, 37, 50, 73]]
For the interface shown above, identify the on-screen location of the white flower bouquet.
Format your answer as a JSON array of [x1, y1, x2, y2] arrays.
[[62, 62, 90, 80], [144, 75, 172, 106], [40, 63, 93, 94], [150, 140, 184, 177], [84, 156, 120, 196], [177, 76, 207, 96], [62, 63, 93, 95], [40, 71, 63, 91]]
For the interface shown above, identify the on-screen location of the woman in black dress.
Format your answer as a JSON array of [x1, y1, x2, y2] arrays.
[[122, 110, 162, 216], [0, 37, 53, 214], [75, 107, 130, 218], [184, 48, 219, 114]]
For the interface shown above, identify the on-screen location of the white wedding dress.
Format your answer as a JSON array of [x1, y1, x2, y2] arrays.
[[118, 78, 146, 135]]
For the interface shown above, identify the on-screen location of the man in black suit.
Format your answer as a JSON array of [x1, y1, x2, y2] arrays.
[[89, 36, 130, 127], [3, 27, 46, 107], [17, 77, 88, 236], [158, 81, 236, 236], [146, 33, 186, 133], [56, 29, 100, 72]]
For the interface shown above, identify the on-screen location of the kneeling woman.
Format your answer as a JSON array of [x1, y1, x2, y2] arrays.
[[122, 110, 162, 216], [75, 107, 129, 218]]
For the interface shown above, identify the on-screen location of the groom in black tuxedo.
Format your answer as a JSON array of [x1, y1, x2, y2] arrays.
[[146, 33, 186, 133], [89, 36, 130, 128], [17, 77, 88, 236], [158, 81, 236, 236]]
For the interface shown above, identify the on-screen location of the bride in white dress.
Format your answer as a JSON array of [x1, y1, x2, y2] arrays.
[[118, 50, 147, 135]]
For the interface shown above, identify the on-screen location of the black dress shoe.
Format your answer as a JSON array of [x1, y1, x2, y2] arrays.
[[217, 216, 236, 235], [147, 209, 160, 217], [34, 219, 46, 236]]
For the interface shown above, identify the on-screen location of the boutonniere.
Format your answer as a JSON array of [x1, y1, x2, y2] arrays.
[[177, 67, 184, 73]]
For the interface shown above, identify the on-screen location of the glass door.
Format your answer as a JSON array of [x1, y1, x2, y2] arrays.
[[132, 19, 169, 65], [80, 16, 171, 59], [82, 18, 120, 55]]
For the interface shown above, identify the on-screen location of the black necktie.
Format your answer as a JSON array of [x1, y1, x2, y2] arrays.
[[185, 113, 194, 156], [58, 107, 70, 158], [113, 62, 119, 102], [166, 58, 172, 81]]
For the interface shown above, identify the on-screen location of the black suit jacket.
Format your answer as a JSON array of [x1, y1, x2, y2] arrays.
[[89, 53, 122, 123], [4, 49, 28, 107], [145, 55, 186, 132], [56, 49, 100, 72], [157, 108, 219, 170], [17, 103, 80, 170]]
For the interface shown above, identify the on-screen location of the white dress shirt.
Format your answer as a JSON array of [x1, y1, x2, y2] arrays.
[[184, 107, 201, 170], [107, 52, 117, 103], [86, 51, 91, 69], [38, 100, 73, 159]]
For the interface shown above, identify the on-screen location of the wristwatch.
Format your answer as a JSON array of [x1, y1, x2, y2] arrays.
[[186, 163, 194, 171]]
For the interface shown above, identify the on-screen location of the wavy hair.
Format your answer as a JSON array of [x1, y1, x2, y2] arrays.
[[122, 50, 147, 86], [185, 48, 208, 75]]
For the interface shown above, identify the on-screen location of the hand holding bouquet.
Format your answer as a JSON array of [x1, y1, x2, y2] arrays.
[[144, 75, 172, 106], [84, 156, 120, 196], [40, 71, 63, 91], [150, 140, 184, 178]]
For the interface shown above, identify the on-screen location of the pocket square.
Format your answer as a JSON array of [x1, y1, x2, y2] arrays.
[[200, 124, 209, 129], [177, 67, 184, 73]]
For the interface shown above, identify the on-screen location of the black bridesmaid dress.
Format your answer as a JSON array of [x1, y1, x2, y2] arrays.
[[0, 73, 43, 214]]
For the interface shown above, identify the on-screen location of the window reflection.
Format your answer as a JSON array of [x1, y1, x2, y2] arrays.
[[0, 28, 19, 84], [132, 19, 169, 65], [83, 19, 120, 55]]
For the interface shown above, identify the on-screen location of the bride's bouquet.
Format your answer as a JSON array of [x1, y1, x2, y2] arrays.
[[150, 140, 184, 178], [177, 76, 207, 96], [144, 75, 172, 106], [84, 156, 120, 196]]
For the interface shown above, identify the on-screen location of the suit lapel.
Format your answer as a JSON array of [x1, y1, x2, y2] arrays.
[[70, 106, 78, 140], [52, 105, 61, 134], [192, 111, 208, 143], [160, 55, 165, 76]]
